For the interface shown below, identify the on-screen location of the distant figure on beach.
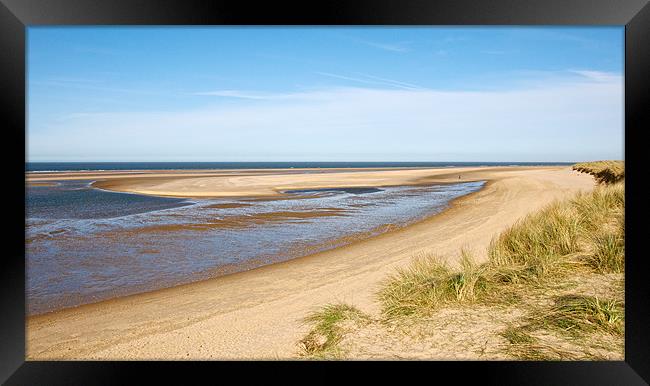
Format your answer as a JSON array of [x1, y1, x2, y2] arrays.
[[459, 175, 461, 179]]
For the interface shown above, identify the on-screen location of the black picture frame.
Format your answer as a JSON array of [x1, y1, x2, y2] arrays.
[[1, 0, 648, 384]]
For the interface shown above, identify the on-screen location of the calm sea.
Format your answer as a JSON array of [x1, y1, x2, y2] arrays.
[[26, 161, 574, 172]]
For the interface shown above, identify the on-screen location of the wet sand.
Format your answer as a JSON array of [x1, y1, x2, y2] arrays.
[[109, 208, 352, 233], [26, 166, 596, 359]]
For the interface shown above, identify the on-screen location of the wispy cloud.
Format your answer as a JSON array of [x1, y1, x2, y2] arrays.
[[190, 89, 330, 101], [541, 31, 603, 50], [569, 70, 622, 83], [315, 71, 424, 90], [46, 77, 105, 84], [31, 77, 175, 97], [30, 71, 623, 162], [351, 37, 412, 53], [191, 90, 279, 100], [350, 72, 425, 90]]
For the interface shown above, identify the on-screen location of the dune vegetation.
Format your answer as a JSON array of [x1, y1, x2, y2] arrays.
[[299, 162, 624, 360], [573, 160, 624, 184], [298, 304, 370, 358]]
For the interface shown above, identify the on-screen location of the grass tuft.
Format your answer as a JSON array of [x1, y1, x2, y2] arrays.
[[378, 252, 489, 319], [572, 181, 624, 231], [588, 232, 625, 273], [501, 325, 536, 345], [531, 295, 624, 337], [505, 343, 582, 361], [299, 303, 369, 357], [488, 202, 581, 284], [499, 325, 577, 360]]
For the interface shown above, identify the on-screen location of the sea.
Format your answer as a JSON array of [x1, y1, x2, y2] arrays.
[[26, 161, 573, 172]]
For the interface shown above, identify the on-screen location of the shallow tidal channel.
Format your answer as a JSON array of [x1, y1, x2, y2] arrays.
[[26, 179, 485, 315]]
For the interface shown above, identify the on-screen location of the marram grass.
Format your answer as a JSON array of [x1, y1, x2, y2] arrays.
[[488, 202, 582, 284], [530, 294, 625, 336], [379, 252, 489, 319], [501, 325, 536, 345], [572, 181, 625, 273], [299, 303, 369, 357], [378, 180, 625, 319], [573, 160, 624, 185]]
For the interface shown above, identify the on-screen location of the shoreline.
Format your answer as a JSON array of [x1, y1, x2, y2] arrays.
[[26, 166, 596, 359], [27, 179, 485, 317]]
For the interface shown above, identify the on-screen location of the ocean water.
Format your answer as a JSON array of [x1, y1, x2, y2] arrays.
[[26, 161, 573, 172], [28, 181, 191, 219], [25, 179, 485, 315]]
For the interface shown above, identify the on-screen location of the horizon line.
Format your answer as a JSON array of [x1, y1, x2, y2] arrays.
[[25, 160, 588, 163]]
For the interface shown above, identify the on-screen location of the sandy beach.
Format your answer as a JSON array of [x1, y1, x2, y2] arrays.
[[26, 166, 596, 359], [30, 166, 533, 197]]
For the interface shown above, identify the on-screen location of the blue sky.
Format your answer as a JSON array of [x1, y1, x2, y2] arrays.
[[27, 27, 624, 162]]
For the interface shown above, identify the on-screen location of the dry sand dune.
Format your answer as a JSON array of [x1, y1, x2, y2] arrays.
[[26, 166, 595, 359]]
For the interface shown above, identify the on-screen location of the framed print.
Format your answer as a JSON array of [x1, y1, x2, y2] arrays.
[[1, 0, 648, 384]]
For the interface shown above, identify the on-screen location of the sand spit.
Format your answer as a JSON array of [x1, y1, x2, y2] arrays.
[[88, 166, 521, 198]]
